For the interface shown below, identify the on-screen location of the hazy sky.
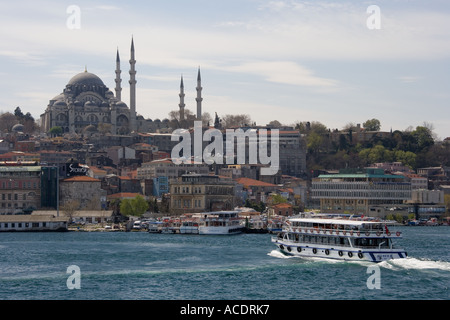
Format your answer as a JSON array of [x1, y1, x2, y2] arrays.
[[1, 0, 449, 139]]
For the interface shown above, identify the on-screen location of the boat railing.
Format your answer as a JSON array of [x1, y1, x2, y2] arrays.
[[285, 226, 402, 238]]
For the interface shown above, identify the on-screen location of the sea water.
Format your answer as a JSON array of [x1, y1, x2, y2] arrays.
[[0, 226, 448, 300]]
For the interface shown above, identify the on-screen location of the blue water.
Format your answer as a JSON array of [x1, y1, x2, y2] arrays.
[[0, 226, 448, 300]]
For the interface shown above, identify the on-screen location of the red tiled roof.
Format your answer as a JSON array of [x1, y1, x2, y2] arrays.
[[63, 176, 100, 182], [271, 202, 292, 208], [234, 177, 277, 187]]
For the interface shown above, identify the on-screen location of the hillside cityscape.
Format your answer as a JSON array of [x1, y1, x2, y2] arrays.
[[0, 38, 449, 232]]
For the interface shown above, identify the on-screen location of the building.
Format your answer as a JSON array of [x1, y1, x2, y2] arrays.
[[407, 189, 446, 220], [330, 124, 392, 145], [268, 202, 293, 216], [137, 158, 210, 180], [417, 166, 450, 189], [0, 214, 68, 232], [404, 173, 428, 190], [0, 161, 41, 214], [234, 177, 278, 204], [311, 168, 411, 217], [170, 173, 235, 214], [368, 162, 413, 174], [33, 210, 114, 225], [107, 146, 135, 165], [40, 166, 58, 209], [59, 175, 107, 210], [40, 38, 137, 135]]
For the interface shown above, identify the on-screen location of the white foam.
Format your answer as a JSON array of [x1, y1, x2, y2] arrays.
[[267, 249, 292, 259], [380, 257, 450, 272]]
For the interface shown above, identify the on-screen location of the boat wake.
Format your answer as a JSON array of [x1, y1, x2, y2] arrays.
[[268, 249, 450, 272], [267, 249, 292, 259], [379, 257, 450, 272]]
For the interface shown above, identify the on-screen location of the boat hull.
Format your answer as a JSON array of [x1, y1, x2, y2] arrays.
[[179, 226, 199, 234], [198, 226, 243, 235], [272, 238, 407, 262]]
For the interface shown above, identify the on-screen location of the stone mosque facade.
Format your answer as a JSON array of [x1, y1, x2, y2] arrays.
[[40, 37, 197, 135]]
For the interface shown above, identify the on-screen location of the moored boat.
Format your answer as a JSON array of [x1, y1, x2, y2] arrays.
[[272, 213, 407, 262], [198, 211, 243, 235], [179, 220, 199, 234]]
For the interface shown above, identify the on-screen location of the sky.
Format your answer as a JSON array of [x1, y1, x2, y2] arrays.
[[0, 0, 449, 139]]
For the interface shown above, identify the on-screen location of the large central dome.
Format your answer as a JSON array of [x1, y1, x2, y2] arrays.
[[67, 71, 105, 87]]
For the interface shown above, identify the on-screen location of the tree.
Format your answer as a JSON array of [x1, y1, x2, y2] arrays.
[[267, 120, 283, 127], [14, 107, 24, 119], [269, 194, 288, 205], [412, 126, 434, 151], [61, 199, 81, 223], [0, 112, 18, 132], [49, 126, 63, 136], [221, 114, 252, 128], [120, 195, 149, 217], [363, 118, 381, 131]]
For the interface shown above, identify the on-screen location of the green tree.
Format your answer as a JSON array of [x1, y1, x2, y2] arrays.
[[49, 126, 63, 136], [270, 194, 288, 205], [412, 126, 434, 151], [120, 195, 149, 217], [363, 118, 381, 131]]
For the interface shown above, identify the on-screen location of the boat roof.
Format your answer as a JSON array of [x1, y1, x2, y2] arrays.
[[198, 211, 239, 215], [288, 217, 392, 226]]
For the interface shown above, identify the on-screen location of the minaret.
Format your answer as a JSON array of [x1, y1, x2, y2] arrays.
[[179, 75, 185, 122], [129, 36, 137, 132], [196, 67, 203, 120], [115, 48, 122, 101]]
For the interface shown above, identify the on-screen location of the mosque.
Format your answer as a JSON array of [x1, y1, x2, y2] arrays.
[[40, 37, 203, 135]]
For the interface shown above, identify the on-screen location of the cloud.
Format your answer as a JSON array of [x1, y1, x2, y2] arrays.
[[397, 76, 421, 83], [225, 61, 338, 87]]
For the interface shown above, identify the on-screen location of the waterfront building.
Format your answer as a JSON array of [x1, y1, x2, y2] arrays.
[[59, 175, 107, 210], [0, 214, 68, 232], [0, 161, 41, 214], [311, 168, 411, 217], [170, 173, 235, 214], [33, 210, 113, 225], [407, 189, 446, 220]]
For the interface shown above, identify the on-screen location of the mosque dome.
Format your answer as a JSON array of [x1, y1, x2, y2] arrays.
[[84, 100, 98, 107], [12, 123, 24, 132], [68, 71, 105, 87], [83, 124, 97, 133], [54, 100, 67, 107], [115, 101, 127, 108]]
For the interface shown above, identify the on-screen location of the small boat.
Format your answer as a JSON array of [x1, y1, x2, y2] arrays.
[[148, 221, 163, 233], [272, 213, 407, 262], [198, 211, 243, 235]]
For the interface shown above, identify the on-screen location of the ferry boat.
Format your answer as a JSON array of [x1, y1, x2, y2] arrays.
[[272, 213, 407, 262], [198, 211, 243, 235]]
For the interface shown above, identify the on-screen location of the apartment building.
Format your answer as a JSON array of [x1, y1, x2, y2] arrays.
[[170, 173, 235, 214], [0, 161, 41, 213]]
